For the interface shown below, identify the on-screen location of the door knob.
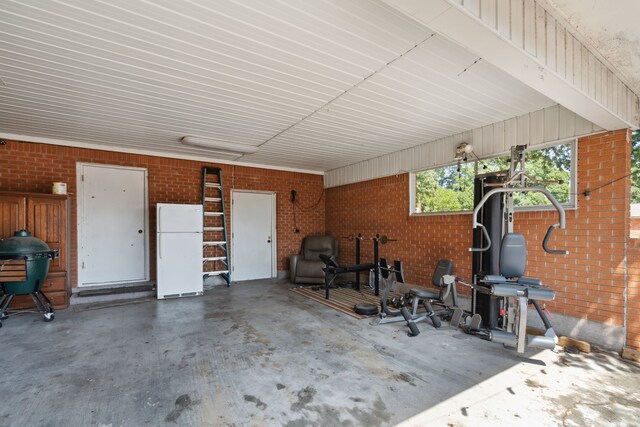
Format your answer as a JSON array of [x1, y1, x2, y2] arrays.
[[267, 236, 271, 243], [138, 229, 143, 234]]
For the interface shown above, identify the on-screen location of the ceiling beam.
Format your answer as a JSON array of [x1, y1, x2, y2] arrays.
[[381, 0, 639, 130]]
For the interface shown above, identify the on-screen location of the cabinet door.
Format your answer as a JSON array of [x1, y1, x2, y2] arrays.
[[0, 196, 26, 239], [27, 197, 67, 272]]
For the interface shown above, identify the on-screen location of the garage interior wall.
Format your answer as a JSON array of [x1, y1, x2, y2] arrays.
[[1, 131, 638, 351], [326, 130, 640, 351], [0, 139, 325, 289]]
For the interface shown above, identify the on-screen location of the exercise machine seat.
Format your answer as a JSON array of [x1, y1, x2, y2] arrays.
[[410, 259, 454, 298], [290, 235, 339, 284], [482, 234, 534, 285], [499, 233, 526, 278], [405, 259, 456, 331], [410, 289, 440, 299]]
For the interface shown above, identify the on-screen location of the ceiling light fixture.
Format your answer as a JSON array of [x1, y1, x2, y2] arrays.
[[181, 136, 259, 155], [454, 142, 473, 161]]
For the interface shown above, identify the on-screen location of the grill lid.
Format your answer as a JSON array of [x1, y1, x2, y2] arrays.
[[0, 230, 57, 259]]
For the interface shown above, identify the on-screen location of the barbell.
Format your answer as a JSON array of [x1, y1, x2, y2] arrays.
[[340, 234, 397, 244]]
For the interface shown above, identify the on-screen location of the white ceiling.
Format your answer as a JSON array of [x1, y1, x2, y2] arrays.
[[0, 0, 554, 171], [541, 0, 640, 97]]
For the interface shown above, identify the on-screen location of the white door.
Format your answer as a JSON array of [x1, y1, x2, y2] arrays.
[[78, 164, 148, 286], [231, 191, 276, 281]]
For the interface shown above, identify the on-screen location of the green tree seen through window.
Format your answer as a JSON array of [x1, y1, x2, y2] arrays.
[[632, 130, 640, 204], [415, 143, 572, 213]]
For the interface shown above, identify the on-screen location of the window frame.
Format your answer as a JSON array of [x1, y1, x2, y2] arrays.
[[409, 138, 578, 216]]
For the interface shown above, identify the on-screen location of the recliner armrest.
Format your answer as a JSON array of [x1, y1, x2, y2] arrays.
[[290, 254, 302, 283]]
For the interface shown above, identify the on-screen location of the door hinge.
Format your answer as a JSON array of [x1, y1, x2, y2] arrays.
[[81, 261, 85, 269], [81, 174, 84, 182]]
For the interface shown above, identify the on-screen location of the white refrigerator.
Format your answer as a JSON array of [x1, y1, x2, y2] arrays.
[[156, 203, 203, 299]]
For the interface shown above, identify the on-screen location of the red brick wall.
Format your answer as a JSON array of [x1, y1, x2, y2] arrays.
[[523, 130, 630, 327], [0, 140, 325, 287], [326, 174, 473, 288], [327, 130, 636, 347]]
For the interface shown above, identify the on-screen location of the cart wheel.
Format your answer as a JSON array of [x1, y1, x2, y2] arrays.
[[0, 320, 3, 328], [0, 312, 7, 320], [43, 312, 54, 322]]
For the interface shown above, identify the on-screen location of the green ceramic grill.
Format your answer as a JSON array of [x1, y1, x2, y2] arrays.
[[0, 230, 58, 326]]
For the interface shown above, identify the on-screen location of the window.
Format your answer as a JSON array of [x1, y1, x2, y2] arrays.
[[411, 141, 575, 214], [632, 130, 640, 204], [631, 130, 640, 238]]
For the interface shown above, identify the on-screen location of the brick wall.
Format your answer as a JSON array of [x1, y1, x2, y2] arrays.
[[326, 174, 473, 288], [631, 218, 640, 238], [522, 130, 630, 327], [327, 130, 638, 348], [3, 131, 637, 349], [0, 140, 325, 287]]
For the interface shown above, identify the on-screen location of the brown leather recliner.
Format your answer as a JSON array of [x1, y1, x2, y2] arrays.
[[290, 235, 339, 284]]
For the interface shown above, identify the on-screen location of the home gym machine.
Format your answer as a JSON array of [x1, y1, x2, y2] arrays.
[[448, 145, 568, 354]]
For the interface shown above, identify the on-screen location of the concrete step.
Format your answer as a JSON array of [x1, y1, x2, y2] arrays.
[[71, 282, 156, 305], [72, 297, 154, 313]]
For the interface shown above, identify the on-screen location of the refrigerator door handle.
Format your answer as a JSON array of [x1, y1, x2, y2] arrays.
[[158, 206, 162, 231]]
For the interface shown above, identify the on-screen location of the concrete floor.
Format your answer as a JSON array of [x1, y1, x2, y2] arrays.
[[0, 279, 639, 427]]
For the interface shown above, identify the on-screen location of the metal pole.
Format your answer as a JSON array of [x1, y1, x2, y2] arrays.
[[355, 233, 361, 291], [373, 234, 379, 296]]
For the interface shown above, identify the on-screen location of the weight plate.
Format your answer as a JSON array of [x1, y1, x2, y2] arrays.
[[354, 303, 378, 316]]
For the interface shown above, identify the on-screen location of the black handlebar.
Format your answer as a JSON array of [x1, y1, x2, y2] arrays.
[[542, 224, 568, 255], [469, 224, 491, 252], [470, 223, 568, 255]]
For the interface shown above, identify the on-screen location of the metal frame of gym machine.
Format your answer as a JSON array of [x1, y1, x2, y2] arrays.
[[461, 144, 568, 353]]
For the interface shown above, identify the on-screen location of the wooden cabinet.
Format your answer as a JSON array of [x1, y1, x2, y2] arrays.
[[0, 196, 26, 235], [0, 192, 70, 309]]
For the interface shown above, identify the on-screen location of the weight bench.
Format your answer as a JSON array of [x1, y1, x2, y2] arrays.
[[319, 254, 374, 299]]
